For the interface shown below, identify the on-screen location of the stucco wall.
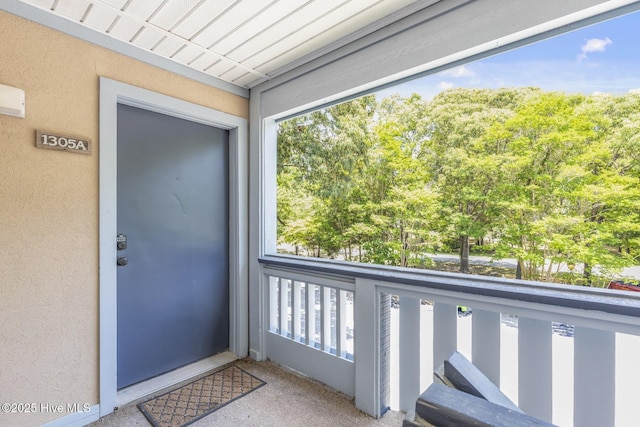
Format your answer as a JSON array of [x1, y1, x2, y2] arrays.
[[0, 10, 248, 426]]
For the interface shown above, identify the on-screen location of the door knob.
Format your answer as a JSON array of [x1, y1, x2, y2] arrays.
[[117, 257, 128, 266]]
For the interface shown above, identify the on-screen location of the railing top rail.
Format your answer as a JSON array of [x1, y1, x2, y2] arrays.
[[259, 255, 640, 318], [263, 264, 355, 291]]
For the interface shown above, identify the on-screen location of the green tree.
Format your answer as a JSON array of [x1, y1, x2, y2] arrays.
[[364, 94, 443, 266], [276, 88, 640, 286], [494, 91, 640, 284], [277, 96, 377, 258], [418, 88, 539, 273]]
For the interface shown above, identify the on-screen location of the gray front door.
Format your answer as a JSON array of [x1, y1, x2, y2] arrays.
[[116, 104, 229, 389]]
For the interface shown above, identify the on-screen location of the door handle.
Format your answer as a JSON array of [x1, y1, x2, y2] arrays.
[[117, 257, 128, 266]]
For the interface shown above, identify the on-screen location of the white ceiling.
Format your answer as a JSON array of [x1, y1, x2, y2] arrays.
[[19, 0, 439, 89]]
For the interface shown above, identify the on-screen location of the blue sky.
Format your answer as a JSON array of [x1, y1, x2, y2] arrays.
[[377, 10, 640, 100]]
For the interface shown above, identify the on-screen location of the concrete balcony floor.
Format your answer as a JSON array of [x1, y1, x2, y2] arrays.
[[89, 358, 403, 427]]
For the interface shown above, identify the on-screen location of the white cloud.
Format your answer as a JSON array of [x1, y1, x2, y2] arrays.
[[438, 81, 454, 91], [440, 65, 475, 78], [629, 88, 640, 94], [578, 37, 612, 61]]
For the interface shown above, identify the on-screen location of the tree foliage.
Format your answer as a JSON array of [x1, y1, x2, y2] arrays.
[[276, 88, 640, 286]]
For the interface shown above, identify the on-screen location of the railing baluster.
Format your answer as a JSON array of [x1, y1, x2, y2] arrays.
[[518, 317, 552, 421], [574, 326, 615, 427], [279, 278, 289, 337], [322, 286, 332, 352], [306, 283, 315, 346], [433, 302, 457, 371], [292, 281, 302, 341], [304, 283, 316, 345], [345, 291, 355, 358], [316, 285, 322, 347], [399, 296, 421, 413], [337, 290, 347, 357], [269, 276, 279, 333], [472, 309, 501, 385], [300, 282, 307, 343], [419, 301, 434, 392]]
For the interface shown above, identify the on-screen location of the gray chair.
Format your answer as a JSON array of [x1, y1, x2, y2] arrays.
[[403, 351, 557, 427]]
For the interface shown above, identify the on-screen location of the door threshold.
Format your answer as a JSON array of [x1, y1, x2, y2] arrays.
[[117, 351, 238, 407]]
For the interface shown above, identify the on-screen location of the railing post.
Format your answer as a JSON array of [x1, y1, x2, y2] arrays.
[[518, 317, 552, 421], [399, 296, 421, 412], [433, 302, 457, 370], [472, 309, 501, 385], [354, 278, 381, 417], [574, 326, 615, 427]]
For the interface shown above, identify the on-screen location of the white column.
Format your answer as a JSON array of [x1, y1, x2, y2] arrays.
[[472, 309, 501, 385], [574, 326, 615, 427], [518, 317, 552, 421]]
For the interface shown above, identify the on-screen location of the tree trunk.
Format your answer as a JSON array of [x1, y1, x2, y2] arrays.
[[516, 260, 523, 280], [545, 258, 554, 282], [584, 262, 592, 286], [400, 222, 408, 268], [459, 235, 470, 274]]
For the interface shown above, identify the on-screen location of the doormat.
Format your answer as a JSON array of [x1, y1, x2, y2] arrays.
[[138, 365, 266, 427]]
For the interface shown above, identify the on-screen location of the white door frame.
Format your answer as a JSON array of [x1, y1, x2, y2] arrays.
[[98, 77, 248, 416]]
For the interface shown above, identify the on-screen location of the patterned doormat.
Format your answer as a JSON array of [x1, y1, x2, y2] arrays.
[[138, 365, 266, 427]]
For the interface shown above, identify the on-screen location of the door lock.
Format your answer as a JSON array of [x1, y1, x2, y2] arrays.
[[117, 257, 128, 266], [117, 234, 127, 250]]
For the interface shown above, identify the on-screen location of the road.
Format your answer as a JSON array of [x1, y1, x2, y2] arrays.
[[427, 253, 640, 280], [277, 244, 640, 279]]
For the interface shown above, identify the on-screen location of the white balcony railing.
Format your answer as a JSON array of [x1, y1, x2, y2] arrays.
[[263, 265, 356, 396], [260, 255, 640, 427], [268, 275, 354, 359]]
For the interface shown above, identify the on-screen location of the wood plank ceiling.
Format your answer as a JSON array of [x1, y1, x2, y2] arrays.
[[20, 0, 440, 89]]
